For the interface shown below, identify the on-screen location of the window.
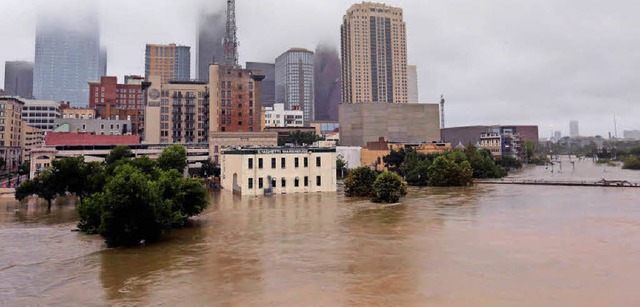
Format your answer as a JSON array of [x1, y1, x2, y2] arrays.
[[271, 158, 276, 169], [258, 158, 263, 169], [304, 176, 309, 187], [316, 157, 321, 167], [294, 157, 299, 168], [316, 176, 322, 186], [271, 178, 276, 188], [304, 157, 308, 168], [294, 177, 299, 187], [281, 157, 286, 168], [281, 178, 286, 188], [248, 158, 253, 169], [248, 178, 253, 189], [258, 177, 264, 189]]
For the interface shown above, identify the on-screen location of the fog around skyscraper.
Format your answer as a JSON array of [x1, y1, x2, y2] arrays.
[[314, 43, 340, 121]]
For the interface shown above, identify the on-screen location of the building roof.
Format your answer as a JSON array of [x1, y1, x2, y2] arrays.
[[45, 132, 140, 146]]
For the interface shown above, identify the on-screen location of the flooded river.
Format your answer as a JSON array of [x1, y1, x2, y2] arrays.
[[1, 159, 639, 306]]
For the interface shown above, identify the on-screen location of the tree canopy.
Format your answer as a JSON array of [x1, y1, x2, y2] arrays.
[[158, 145, 188, 172]]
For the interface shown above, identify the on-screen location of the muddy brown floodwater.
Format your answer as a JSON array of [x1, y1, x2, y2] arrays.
[[1, 158, 639, 306]]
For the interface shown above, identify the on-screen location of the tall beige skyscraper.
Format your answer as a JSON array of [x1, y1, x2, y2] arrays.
[[407, 65, 419, 103], [340, 2, 408, 104]]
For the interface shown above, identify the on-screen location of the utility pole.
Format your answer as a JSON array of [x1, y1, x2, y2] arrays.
[[439, 95, 445, 129], [223, 0, 239, 68]]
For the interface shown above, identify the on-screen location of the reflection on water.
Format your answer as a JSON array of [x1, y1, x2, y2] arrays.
[[0, 160, 639, 305]]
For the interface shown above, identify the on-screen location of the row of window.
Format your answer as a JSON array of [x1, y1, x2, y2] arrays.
[[248, 156, 321, 169], [248, 176, 322, 189]]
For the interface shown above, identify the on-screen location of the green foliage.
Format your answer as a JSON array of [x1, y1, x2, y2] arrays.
[[336, 155, 347, 179], [372, 171, 408, 203], [428, 156, 474, 187], [97, 164, 168, 247], [15, 169, 59, 209], [198, 158, 220, 178], [383, 148, 406, 173], [405, 160, 430, 186], [18, 160, 30, 175], [278, 130, 323, 146], [106, 146, 133, 165], [77, 158, 209, 248], [51, 156, 87, 199], [14, 178, 38, 201], [158, 145, 188, 172], [622, 156, 640, 170], [344, 167, 378, 198]]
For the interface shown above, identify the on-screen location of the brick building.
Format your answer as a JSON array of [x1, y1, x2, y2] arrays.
[[0, 97, 24, 173], [88, 76, 145, 134]]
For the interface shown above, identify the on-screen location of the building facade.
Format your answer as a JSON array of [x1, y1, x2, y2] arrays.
[[264, 103, 304, 128], [339, 102, 440, 147], [340, 2, 408, 104], [209, 131, 278, 164], [21, 124, 44, 161], [62, 107, 96, 120], [88, 76, 144, 134], [0, 97, 24, 173], [441, 125, 540, 149], [212, 65, 265, 133], [246, 62, 276, 106], [53, 118, 132, 135], [33, 14, 102, 106], [21, 99, 62, 131], [407, 65, 419, 103], [361, 137, 451, 170], [275, 48, 315, 125], [145, 44, 191, 82], [4, 61, 34, 99], [478, 132, 524, 159], [220, 147, 337, 196], [144, 75, 209, 144], [569, 120, 580, 138], [197, 12, 225, 81]]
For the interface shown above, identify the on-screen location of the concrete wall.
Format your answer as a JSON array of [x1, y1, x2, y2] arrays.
[[336, 146, 361, 169], [339, 103, 440, 147]]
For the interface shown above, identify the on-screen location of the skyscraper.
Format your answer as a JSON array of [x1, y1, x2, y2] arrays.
[[144, 44, 191, 82], [196, 12, 225, 81], [340, 2, 408, 104], [4, 61, 34, 99], [246, 62, 276, 106], [569, 120, 579, 138], [313, 44, 341, 121], [275, 48, 315, 125], [407, 65, 419, 103], [33, 12, 101, 106], [99, 47, 108, 77]]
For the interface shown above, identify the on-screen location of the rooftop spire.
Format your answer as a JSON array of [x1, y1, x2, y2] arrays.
[[223, 0, 239, 68]]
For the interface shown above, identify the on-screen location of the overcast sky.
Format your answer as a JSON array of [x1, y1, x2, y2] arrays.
[[1, 0, 638, 137]]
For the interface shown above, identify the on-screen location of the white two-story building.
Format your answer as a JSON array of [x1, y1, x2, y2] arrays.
[[220, 147, 336, 196]]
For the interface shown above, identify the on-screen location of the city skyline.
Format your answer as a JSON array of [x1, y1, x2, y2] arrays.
[[0, 0, 638, 135]]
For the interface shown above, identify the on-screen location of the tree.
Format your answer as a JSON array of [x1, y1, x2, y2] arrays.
[[158, 145, 188, 172], [15, 169, 58, 210], [93, 164, 170, 247], [198, 158, 220, 178], [372, 171, 408, 203], [51, 156, 87, 201], [278, 130, 322, 146], [498, 156, 523, 171], [106, 146, 133, 165], [383, 148, 406, 173], [18, 160, 30, 175], [336, 155, 347, 179], [428, 156, 474, 187], [344, 167, 377, 197], [157, 170, 208, 227], [405, 160, 430, 186]]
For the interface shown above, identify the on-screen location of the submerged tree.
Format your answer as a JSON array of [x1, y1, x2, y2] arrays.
[[372, 171, 408, 203], [344, 167, 378, 198]]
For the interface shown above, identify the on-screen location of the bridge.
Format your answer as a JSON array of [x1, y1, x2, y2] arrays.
[[477, 179, 640, 188]]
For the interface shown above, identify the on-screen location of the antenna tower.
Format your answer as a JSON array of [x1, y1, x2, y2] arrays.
[[223, 0, 239, 68]]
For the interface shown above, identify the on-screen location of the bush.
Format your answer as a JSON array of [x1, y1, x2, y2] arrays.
[[344, 167, 377, 198], [372, 171, 408, 203], [623, 156, 640, 170], [428, 156, 474, 187], [405, 160, 430, 186]]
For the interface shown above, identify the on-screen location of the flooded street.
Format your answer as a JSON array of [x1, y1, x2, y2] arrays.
[[1, 161, 639, 306]]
